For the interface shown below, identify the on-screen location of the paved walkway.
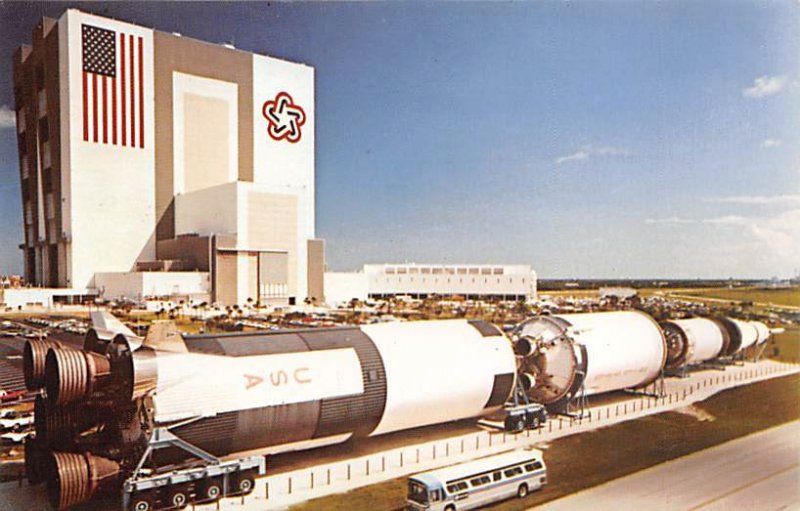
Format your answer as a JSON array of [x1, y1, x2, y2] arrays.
[[533, 420, 800, 511]]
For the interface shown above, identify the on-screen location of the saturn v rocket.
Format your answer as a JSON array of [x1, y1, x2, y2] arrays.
[[24, 318, 517, 509]]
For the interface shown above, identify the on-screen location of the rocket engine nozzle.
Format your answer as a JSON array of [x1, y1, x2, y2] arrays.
[[520, 372, 536, 391], [24, 436, 48, 485], [513, 336, 537, 357], [45, 452, 120, 511], [44, 349, 112, 406], [24, 340, 65, 390], [34, 395, 103, 446]]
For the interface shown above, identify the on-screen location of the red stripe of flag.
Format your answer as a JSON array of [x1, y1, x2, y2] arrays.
[[121, 33, 127, 147], [139, 36, 144, 149], [129, 34, 135, 148], [82, 71, 88, 141], [102, 76, 108, 144], [111, 77, 117, 145], [92, 73, 98, 143]]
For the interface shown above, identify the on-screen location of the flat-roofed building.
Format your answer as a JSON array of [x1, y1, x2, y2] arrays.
[[12, 10, 323, 305], [325, 263, 537, 305]]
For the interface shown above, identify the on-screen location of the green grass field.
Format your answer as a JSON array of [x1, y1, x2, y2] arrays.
[[768, 326, 800, 363], [677, 286, 800, 308]]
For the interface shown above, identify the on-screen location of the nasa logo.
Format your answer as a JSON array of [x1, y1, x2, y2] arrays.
[[244, 367, 312, 390], [262, 92, 306, 143]]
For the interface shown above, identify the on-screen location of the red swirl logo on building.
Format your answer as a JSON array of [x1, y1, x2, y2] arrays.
[[262, 92, 306, 143]]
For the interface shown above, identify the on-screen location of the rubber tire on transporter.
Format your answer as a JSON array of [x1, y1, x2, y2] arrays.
[[166, 484, 190, 510], [130, 491, 157, 511], [196, 477, 224, 503], [230, 469, 257, 496], [505, 415, 525, 433], [517, 483, 529, 498]]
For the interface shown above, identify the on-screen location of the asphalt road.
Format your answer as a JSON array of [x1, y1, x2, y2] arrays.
[[533, 420, 800, 511]]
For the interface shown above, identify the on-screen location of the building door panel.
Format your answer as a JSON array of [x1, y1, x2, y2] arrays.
[[259, 252, 288, 302]]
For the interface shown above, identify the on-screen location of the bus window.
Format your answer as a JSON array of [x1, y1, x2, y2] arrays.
[[493, 471, 502, 482], [430, 489, 442, 502], [447, 481, 468, 493], [524, 461, 543, 472], [408, 480, 429, 505], [504, 467, 523, 477], [470, 476, 491, 486]]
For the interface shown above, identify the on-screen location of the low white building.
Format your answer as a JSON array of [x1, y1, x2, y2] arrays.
[[325, 263, 537, 305], [94, 272, 210, 302], [0, 287, 96, 309]]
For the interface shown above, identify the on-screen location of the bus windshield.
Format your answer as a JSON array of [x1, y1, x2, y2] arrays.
[[407, 480, 429, 504]]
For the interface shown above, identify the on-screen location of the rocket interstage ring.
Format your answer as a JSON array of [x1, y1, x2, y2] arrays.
[[660, 318, 727, 367], [515, 311, 666, 410], [660, 321, 691, 369], [713, 316, 743, 356], [708, 317, 732, 356]]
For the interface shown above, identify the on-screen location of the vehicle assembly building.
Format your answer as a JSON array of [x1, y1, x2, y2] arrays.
[[12, 10, 323, 306]]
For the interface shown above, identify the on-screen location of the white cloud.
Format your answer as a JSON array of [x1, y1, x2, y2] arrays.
[[555, 144, 630, 164], [702, 215, 748, 226], [742, 75, 787, 98], [0, 105, 16, 129], [645, 217, 695, 224], [702, 209, 800, 266], [762, 138, 782, 148], [705, 194, 800, 205], [555, 150, 589, 164]]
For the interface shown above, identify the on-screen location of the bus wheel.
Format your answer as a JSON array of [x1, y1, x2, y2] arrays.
[[445, 505, 456, 511], [517, 483, 529, 498], [130, 492, 156, 511]]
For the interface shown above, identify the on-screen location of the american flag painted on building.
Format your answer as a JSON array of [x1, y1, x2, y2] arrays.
[[82, 24, 144, 148]]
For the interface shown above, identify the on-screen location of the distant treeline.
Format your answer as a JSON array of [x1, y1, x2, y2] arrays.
[[537, 279, 765, 291]]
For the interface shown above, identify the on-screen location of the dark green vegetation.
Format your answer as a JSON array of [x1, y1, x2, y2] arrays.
[[768, 326, 800, 363], [291, 373, 800, 510]]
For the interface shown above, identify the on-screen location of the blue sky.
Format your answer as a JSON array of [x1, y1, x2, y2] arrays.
[[1, 1, 798, 279]]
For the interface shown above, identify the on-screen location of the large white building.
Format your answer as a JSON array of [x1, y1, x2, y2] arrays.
[[325, 264, 537, 305], [13, 10, 323, 305]]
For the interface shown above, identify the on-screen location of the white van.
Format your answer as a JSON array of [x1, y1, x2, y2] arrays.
[[406, 448, 547, 510]]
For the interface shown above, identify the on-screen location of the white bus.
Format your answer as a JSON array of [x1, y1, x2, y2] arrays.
[[406, 448, 547, 510]]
